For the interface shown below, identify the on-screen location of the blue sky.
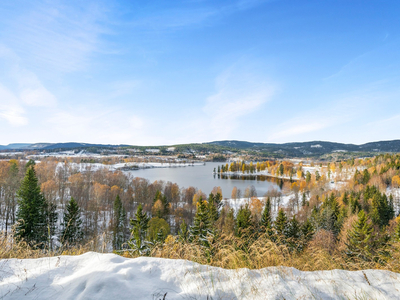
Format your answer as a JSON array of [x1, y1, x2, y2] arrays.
[[0, 0, 400, 145]]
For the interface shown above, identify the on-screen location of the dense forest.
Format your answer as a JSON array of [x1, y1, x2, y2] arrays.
[[1, 154, 400, 271]]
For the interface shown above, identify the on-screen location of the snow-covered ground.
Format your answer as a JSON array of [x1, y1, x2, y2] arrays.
[[0, 252, 399, 299]]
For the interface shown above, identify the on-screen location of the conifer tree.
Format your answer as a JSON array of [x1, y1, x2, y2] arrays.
[[346, 210, 375, 261], [260, 198, 273, 237], [129, 204, 150, 255], [113, 195, 126, 250], [301, 218, 314, 244], [189, 198, 212, 247], [15, 167, 49, 248], [321, 193, 341, 235], [236, 203, 252, 237], [61, 197, 83, 247], [274, 208, 288, 240], [286, 215, 301, 251], [207, 193, 219, 225]]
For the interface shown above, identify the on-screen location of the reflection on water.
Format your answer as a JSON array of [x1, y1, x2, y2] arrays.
[[218, 174, 287, 190], [125, 162, 280, 197]]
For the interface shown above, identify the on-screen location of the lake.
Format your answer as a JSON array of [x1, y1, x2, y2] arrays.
[[126, 162, 280, 198]]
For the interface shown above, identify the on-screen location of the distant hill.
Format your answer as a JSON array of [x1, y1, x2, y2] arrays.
[[2, 139, 400, 158], [206, 140, 400, 157]]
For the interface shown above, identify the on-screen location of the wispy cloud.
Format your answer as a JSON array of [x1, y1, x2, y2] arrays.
[[129, 0, 270, 31], [267, 95, 362, 142], [0, 46, 57, 126], [0, 1, 110, 73], [203, 66, 274, 137], [0, 84, 28, 126]]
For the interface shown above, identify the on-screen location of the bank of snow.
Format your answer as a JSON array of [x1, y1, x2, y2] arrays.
[[1, 253, 399, 299]]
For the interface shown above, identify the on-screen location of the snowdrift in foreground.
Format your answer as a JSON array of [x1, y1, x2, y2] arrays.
[[1, 253, 399, 300]]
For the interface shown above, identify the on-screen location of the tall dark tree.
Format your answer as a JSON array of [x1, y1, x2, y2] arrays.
[[274, 208, 288, 240], [236, 203, 252, 237], [346, 210, 375, 261], [189, 198, 213, 247], [260, 198, 273, 237], [129, 204, 150, 255], [207, 192, 223, 226], [61, 197, 83, 247], [15, 167, 49, 248], [301, 218, 314, 245], [286, 215, 301, 251], [113, 195, 126, 250]]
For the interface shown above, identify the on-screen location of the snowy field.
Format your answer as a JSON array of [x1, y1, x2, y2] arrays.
[[1, 252, 399, 299]]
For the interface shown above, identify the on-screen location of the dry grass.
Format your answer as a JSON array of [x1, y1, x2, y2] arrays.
[[2, 230, 400, 274], [0, 230, 108, 260], [146, 234, 400, 273]]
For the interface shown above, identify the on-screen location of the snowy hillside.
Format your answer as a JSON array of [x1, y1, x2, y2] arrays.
[[1, 253, 399, 299]]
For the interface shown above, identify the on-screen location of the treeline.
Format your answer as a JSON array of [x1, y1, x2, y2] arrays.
[[0, 158, 206, 250]]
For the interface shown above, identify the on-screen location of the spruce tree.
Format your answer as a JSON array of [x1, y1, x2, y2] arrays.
[[286, 215, 301, 251], [61, 197, 83, 247], [301, 218, 314, 245], [113, 195, 126, 250], [189, 198, 212, 247], [129, 204, 150, 255], [236, 203, 252, 237], [346, 210, 375, 261], [15, 167, 48, 248], [260, 198, 273, 237], [274, 208, 288, 237]]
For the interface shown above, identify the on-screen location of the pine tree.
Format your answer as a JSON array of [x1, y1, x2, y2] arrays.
[[15, 167, 49, 248], [189, 198, 212, 247], [346, 210, 375, 261], [260, 198, 273, 237], [113, 195, 126, 250], [128, 204, 150, 255], [61, 197, 83, 247]]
